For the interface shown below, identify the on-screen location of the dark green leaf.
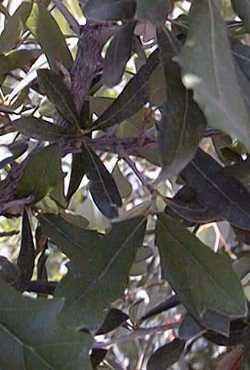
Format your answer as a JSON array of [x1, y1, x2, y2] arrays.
[[156, 213, 247, 335], [91, 348, 107, 369], [26, 2, 73, 70], [232, 0, 250, 32], [39, 213, 146, 330], [0, 256, 20, 287], [17, 209, 35, 284], [136, 0, 173, 23], [232, 41, 250, 82], [81, 145, 122, 219], [92, 49, 160, 131], [0, 278, 93, 370], [178, 0, 250, 151], [0, 49, 41, 76], [16, 144, 62, 203], [181, 149, 250, 230], [13, 116, 76, 141], [37, 69, 79, 129], [103, 21, 136, 87], [179, 314, 205, 340], [147, 338, 185, 370], [157, 28, 206, 177], [0, 1, 32, 53], [141, 294, 180, 322], [96, 308, 129, 335], [66, 153, 86, 201], [83, 0, 136, 21]]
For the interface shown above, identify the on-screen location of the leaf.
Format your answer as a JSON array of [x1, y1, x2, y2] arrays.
[[39, 213, 146, 330], [136, 0, 173, 23], [66, 153, 86, 201], [178, 0, 250, 151], [92, 49, 160, 131], [13, 116, 76, 141], [0, 256, 21, 287], [0, 1, 32, 53], [16, 144, 62, 203], [103, 21, 136, 87], [156, 213, 247, 335], [17, 209, 35, 284], [37, 69, 79, 129], [232, 0, 250, 32], [26, 2, 73, 70], [232, 41, 250, 82], [157, 27, 206, 177], [179, 314, 205, 340], [140, 294, 180, 322], [0, 278, 93, 370], [112, 162, 132, 199], [81, 145, 122, 219], [96, 308, 129, 335], [147, 338, 185, 370], [0, 49, 41, 76], [83, 0, 136, 21], [181, 149, 250, 231], [215, 346, 244, 370]]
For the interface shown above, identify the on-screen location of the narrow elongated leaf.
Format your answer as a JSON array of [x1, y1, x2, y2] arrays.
[[81, 145, 122, 218], [141, 294, 180, 322], [37, 69, 79, 129], [147, 339, 185, 370], [103, 21, 136, 87], [0, 49, 41, 76], [66, 153, 86, 201], [157, 28, 206, 177], [232, 41, 250, 82], [178, 0, 250, 151], [92, 49, 160, 131], [156, 213, 247, 335], [13, 116, 76, 141], [0, 279, 93, 370], [0, 1, 32, 53], [181, 149, 250, 231], [16, 145, 62, 203], [232, 0, 250, 32], [96, 308, 129, 335], [39, 213, 146, 330], [26, 2, 73, 70], [17, 209, 35, 284], [83, 0, 136, 21]]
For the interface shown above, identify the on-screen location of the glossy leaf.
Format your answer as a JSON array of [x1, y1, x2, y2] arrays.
[[26, 2, 73, 70], [147, 338, 185, 370], [0, 141, 28, 169], [13, 116, 75, 141], [39, 213, 146, 330], [66, 153, 86, 201], [17, 209, 35, 284], [0, 278, 93, 370], [178, 0, 250, 151], [157, 28, 206, 177], [96, 308, 129, 335], [37, 69, 79, 129], [0, 1, 32, 53], [181, 149, 250, 230], [16, 144, 62, 203], [141, 294, 180, 322], [156, 213, 247, 335], [103, 21, 136, 87], [81, 145, 122, 219], [92, 49, 160, 131], [83, 0, 136, 21]]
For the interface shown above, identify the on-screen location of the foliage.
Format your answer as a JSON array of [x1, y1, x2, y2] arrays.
[[1, 0, 250, 369]]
